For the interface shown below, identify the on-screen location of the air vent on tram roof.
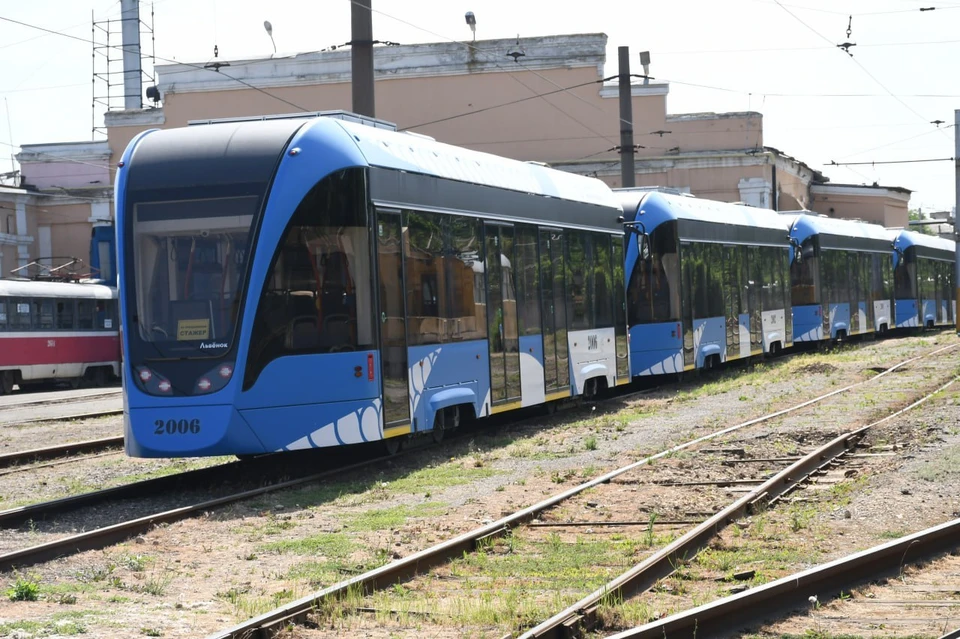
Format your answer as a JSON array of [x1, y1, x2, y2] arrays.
[[187, 110, 398, 130]]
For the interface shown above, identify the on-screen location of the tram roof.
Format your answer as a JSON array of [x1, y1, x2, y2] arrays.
[[334, 119, 621, 212], [617, 190, 791, 233], [782, 211, 893, 245], [891, 228, 956, 255], [0, 279, 116, 299]]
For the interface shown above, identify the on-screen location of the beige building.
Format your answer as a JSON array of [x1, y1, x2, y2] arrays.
[[3, 32, 911, 275], [1, 142, 112, 279]]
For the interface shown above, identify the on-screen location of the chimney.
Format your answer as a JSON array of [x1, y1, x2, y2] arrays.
[[120, 0, 142, 110]]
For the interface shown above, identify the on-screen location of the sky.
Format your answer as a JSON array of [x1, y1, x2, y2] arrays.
[[1, 0, 959, 214]]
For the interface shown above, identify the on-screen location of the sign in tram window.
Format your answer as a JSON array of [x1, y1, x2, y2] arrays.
[[177, 319, 210, 341]]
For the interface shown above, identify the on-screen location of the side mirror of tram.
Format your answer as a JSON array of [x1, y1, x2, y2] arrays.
[[638, 233, 651, 261]]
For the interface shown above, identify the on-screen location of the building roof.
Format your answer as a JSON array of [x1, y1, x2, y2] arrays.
[[155, 33, 609, 95]]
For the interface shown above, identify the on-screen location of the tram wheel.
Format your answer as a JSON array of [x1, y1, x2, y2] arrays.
[[0, 372, 9, 395], [383, 436, 403, 456]]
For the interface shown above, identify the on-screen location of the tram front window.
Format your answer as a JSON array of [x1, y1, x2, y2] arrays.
[[132, 195, 257, 357]]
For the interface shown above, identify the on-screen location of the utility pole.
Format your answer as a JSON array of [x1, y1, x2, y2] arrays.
[[618, 46, 635, 188], [955, 109, 959, 335], [351, 0, 375, 117]]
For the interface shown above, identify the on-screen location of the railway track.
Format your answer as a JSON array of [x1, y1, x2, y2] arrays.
[[0, 442, 400, 572], [0, 387, 121, 409], [0, 436, 123, 471], [203, 341, 959, 639], [610, 515, 960, 638], [0, 387, 122, 426]]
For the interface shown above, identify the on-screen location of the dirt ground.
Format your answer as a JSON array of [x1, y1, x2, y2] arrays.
[[0, 333, 954, 638]]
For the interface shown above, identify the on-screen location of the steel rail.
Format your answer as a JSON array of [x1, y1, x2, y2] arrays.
[[0, 458, 253, 530], [0, 436, 123, 469], [0, 455, 387, 573], [520, 375, 958, 639], [0, 388, 121, 410], [204, 340, 958, 639], [4, 408, 123, 425], [607, 517, 960, 639]]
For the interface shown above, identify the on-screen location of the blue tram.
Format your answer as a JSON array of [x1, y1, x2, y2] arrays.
[[619, 190, 792, 376], [116, 112, 629, 457], [783, 213, 895, 342], [890, 229, 956, 329]]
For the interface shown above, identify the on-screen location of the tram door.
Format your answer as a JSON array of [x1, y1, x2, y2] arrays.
[[539, 228, 570, 394], [485, 223, 521, 407], [376, 210, 410, 427]]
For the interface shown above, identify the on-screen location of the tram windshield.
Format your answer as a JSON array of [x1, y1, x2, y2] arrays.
[[132, 195, 257, 356]]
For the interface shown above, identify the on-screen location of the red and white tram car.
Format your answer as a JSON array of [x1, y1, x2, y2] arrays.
[[0, 279, 120, 394]]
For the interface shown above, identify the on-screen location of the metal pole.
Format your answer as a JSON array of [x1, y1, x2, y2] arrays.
[[618, 46, 635, 188], [119, 0, 142, 110], [954, 109, 959, 335], [351, 0, 375, 117]]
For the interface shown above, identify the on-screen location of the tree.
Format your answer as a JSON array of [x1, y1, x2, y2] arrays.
[[908, 209, 936, 236]]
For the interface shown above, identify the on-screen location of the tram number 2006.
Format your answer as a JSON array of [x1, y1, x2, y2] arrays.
[[154, 419, 201, 435]]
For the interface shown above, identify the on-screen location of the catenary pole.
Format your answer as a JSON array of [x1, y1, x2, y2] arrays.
[[954, 109, 959, 335], [351, 0, 375, 117], [618, 46, 635, 188]]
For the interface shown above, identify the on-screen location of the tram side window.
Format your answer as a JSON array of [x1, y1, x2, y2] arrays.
[[244, 168, 376, 388], [77, 300, 94, 329], [565, 231, 591, 331], [9, 298, 31, 330], [447, 215, 484, 342], [870, 254, 884, 304], [593, 234, 613, 327], [822, 251, 841, 304], [696, 244, 724, 318], [94, 300, 116, 329], [405, 211, 484, 346], [688, 243, 706, 319], [722, 246, 746, 318], [57, 299, 75, 330], [32, 299, 54, 330], [790, 239, 818, 306], [514, 224, 540, 336], [894, 249, 917, 299], [919, 259, 935, 300], [0, 299, 6, 330], [688, 243, 723, 319], [858, 253, 871, 303], [626, 221, 680, 324], [760, 247, 784, 311]]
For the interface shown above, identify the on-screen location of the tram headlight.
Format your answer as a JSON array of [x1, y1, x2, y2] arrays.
[[194, 361, 234, 394]]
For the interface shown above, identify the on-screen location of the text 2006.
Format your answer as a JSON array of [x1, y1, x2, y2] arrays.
[[154, 418, 201, 435]]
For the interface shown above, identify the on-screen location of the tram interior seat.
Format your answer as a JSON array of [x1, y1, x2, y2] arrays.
[[321, 314, 352, 350], [285, 315, 319, 350]]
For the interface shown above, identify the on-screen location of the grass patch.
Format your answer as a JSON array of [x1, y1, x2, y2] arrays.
[[7, 573, 40, 601], [0, 616, 88, 636], [917, 445, 960, 482], [380, 464, 499, 495], [261, 532, 356, 558], [218, 584, 301, 621], [345, 531, 655, 629], [344, 502, 446, 532], [877, 529, 909, 539]]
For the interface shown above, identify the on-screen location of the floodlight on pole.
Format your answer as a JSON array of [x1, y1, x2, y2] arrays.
[[264, 20, 276, 54], [465, 12, 476, 41], [639, 50, 651, 84]]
